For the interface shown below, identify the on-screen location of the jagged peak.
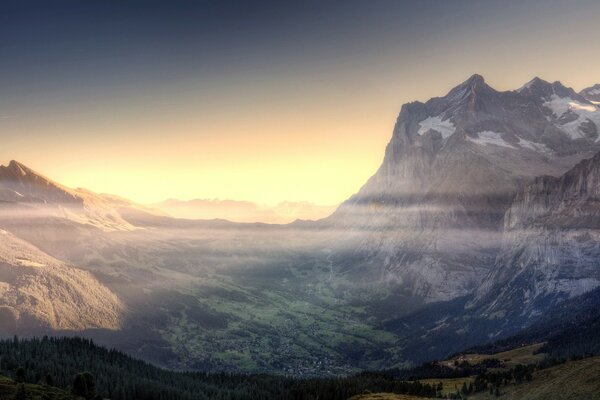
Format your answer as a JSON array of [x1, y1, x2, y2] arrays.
[[444, 73, 496, 103], [1, 160, 48, 180], [516, 77, 585, 103], [517, 76, 572, 92], [453, 73, 488, 91], [0, 160, 84, 204], [519, 76, 551, 91], [6, 160, 33, 175]]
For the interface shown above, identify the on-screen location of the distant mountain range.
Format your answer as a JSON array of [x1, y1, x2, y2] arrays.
[[0, 74, 599, 375], [154, 198, 336, 224]]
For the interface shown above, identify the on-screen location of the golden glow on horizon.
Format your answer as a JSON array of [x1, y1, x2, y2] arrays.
[[2, 7, 599, 206], [2, 68, 600, 206]]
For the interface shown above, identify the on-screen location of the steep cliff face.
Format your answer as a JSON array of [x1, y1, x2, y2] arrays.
[[473, 152, 600, 321], [327, 75, 600, 302]]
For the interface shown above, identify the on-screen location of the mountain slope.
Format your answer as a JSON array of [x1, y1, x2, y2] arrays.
[[0, 160, 81, 204], [580, 83, 600, 103], [0, 160, 163, 232], [473, 151, 600, 323], [0, 229, 123, 332]]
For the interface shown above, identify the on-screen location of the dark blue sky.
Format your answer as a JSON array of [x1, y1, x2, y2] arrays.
[[1, 0, 557, 103]]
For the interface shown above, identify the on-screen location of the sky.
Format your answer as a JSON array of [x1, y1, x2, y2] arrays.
[[1, 0, 599, 205]]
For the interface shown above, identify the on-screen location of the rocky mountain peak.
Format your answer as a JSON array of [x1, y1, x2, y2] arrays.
[[0, 160, 81, 204], [445, 74, 495, 104], [1, 160, 53, 182], [518, 77, 584, 101], [6, 160, 29, 175]]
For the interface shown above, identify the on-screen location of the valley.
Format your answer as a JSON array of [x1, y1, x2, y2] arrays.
[[1, 75, 600, 379]]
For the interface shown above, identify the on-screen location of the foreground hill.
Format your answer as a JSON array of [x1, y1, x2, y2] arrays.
[[1, 335, 598, 400], [352, 356, 600, 400], [470, 357, 600, 400], [0, 375, 77, 400]]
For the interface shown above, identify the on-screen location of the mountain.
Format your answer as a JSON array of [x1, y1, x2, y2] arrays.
[[472, 151, 600, 322], [0, 229, 123, 333], [467, 286, 600, 359], [155, 198, 336, 223], [327, 74, 600, 302], [0, 160, 163, 232], [0, 160, 81, 204], [580, 83, 600, 103]]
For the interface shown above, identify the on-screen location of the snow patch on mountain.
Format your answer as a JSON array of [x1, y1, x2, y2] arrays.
[[517, 137, 551, 153], [468, 131, 515, 149], [417, 116, 456, 139], [543, 94, 600, 140]]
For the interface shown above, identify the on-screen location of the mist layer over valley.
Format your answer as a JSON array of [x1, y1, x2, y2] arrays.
[[1, 75, 600, 377]]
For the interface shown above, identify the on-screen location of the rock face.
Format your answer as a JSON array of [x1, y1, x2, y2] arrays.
[[328, 75, 600, 302], [580, 84, 600, 103], [0, 229, 123, 333], [472, 152, 600, 321]]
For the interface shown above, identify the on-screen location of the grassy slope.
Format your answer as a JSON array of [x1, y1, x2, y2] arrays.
[[0, 375, 76, 400], [442, 343, 547, 368], [352, 357, 600, 400], [417, 377, 474, 397], [354, 351, 600, 400], [470, 356, 600, 400], [349, 394, 434, 400]]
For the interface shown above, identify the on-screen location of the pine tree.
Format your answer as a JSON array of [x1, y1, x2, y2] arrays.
[[15, 367, 25, 383]]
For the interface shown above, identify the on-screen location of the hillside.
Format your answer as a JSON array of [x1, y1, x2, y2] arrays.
[[0, 337, 441, 400], [0, 375, 77, 400], [470, 357, 600, 400], [352, 357, 600, 400], [0, 334, 599, 400], [0, 230, 123, 333]]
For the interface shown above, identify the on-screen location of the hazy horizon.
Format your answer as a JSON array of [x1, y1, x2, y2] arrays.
[[2, 0, 599, 205]]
